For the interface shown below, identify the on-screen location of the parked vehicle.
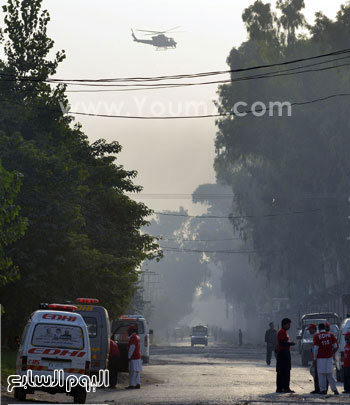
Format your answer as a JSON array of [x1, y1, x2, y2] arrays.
[[75, 298, 110, 374], [191, 325, 208, 347], [111, 315, 151, 363], [15, 303, 90, 403], [297, 312, 340, 366], [299, 312, 339, 332], [336, 318, 350, 382], [298, 321, 339, 366]]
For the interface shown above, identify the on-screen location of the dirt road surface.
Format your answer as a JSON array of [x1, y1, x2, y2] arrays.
[[2, 342, 349, 404]]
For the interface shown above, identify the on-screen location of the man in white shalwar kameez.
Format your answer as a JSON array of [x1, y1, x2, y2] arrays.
[[313, 323, 339, 395], [125, 324, 142, 389]]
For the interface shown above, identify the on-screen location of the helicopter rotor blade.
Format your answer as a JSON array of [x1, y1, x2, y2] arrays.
[[135, 27, 181, 34], [136, 29, 163, 34], [163, 26, 181, 33]]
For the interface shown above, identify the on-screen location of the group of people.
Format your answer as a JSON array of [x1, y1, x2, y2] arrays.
[[265, 318, 350, 395], [108, 324, 142, 389]]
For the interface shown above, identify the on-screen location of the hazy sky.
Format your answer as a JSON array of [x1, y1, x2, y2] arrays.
[[34, 1, 346, 212]]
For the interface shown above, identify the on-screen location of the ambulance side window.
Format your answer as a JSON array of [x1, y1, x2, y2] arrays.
[[84, 317, 98, 338]]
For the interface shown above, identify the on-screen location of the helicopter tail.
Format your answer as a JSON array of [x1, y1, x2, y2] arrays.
[[131, 29, 137, 41]]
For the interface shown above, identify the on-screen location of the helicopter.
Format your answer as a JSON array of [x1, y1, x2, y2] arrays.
[[131, 27, 181, 50]]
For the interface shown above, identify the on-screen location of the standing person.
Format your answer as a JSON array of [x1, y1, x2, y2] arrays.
[[108, 338, 120, 388], [265, 322, 277, 365], [343, 331, 350, 393], [239, 329, 243, 346], [125, 324, 142, 389], [276, 318, 295, 393], [307, 324, 320, 394], [313, 323, 339, 395]]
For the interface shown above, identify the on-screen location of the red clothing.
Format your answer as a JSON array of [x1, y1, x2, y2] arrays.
[[344, 343, 350, 368], [128, 333, 141, 360], [277, 328, 290, 352], [313, 331, 337, 359], [109, 339, 120, 358]]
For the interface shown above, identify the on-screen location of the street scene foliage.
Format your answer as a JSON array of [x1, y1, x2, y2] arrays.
[[0, 0, 161, 341], [215, 0, 350, 309]]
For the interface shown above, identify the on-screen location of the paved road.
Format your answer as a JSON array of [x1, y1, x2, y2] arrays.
[[2, 343, 349, 404]]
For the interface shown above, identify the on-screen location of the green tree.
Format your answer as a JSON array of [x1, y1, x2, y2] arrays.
[[215, 1, 350, 309], [0, 159, 27, 287], [0, 0, 160, 339]]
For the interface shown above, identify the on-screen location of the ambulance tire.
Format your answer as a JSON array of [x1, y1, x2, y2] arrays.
[[143, 356, 149, 364], [16, 387, 27, 401], [73, 389, 87, 404]]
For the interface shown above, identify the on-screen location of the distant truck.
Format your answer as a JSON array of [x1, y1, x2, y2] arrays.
[[191, 325, 208, 347]]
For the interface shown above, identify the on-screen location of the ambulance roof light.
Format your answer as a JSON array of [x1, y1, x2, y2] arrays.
[[47, 304, 77, 312], [120, 315, 145, 319], [76, 298, 99, 304]]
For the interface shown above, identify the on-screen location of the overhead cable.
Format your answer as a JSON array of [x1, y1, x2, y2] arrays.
[[1, 47, 350, 83], [155, 203, 347, 219]]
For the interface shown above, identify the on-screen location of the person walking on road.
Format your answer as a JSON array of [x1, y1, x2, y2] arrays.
[[307, 324, 320, 394], [276, 318, 295, 393], [265, 322, 277, 365], [125, 324, 142, 389], [239, 329, 243, 346], [343, 331, 350, 393], [312, 323, 339, 395]]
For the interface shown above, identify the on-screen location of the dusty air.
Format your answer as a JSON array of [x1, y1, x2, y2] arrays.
[[1, 0, 350, 404]]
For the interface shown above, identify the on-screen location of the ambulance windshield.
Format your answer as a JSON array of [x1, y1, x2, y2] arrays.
[[31, 323, 84, 349]]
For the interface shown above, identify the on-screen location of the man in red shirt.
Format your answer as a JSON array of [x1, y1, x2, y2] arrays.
[[313, 323, 339, 395], [125, 324, 142, 389], [276, 318, 295, 393], [343, 331, 350, 393]]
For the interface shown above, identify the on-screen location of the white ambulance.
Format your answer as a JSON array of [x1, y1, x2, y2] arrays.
[[14, 304, 91, 403]]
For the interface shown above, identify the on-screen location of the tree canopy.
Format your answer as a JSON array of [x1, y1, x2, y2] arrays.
[[215, 0, 350, 309], [0, 0, 161, 340]]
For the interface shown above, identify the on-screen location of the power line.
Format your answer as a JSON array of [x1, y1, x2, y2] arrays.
[[1, 47, 350, 83], [155, 203, 347, 219], [128, 193, 234, 200], [63, 56, 350, 92], [160, 246, 272, 254], [2, 54, 350, 93], [161, 236, 241, 242]]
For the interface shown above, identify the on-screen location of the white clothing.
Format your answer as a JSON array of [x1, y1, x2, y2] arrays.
[[128, 334, 142, 387], [129, 358, 142, 371], [318, 371, 337, 392], [317, 358, 337, 392], [129, 370, 141, 386], [317, 357, 333, 374], [128, 344, 135, 359]]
